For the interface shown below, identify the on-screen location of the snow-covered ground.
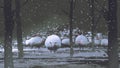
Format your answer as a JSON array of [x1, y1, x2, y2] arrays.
[[0, 47, 115, 68], [0, 47, 108, 58]]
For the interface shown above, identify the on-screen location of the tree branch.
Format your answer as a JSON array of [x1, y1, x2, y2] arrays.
[[61, 8, 70, 16], [60, 0, 76, 17], [89, 0, 109, 21], [22, 0, 29, 7]]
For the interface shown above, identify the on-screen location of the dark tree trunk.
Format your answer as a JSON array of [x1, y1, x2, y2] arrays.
[[89, 0, 95, 50], [69, 0, 75, 57], [90, 0, 95, 32], [3, 0, 14, 68], [108, 0, 118, 68], [15, 0, 23, 58]]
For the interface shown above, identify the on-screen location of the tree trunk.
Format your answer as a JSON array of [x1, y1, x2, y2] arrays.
[[108, 0, 118, 68], [15, 0, 23, 58], [3, 0, 14, 68], [89, 0, 95, 51], [69, 0, 75, 57]]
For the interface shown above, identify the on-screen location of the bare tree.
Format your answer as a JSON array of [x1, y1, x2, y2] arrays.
[[107, 0, 118, 68], [4, 0, 14, 68], [88, 0, 96, 51], [14, 0, 28, 58], [69, 0, 75, 57], [15, 0, 23, 58]]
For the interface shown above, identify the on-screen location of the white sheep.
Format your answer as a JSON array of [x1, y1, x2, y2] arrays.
[[61, 38, 70, 47], [101, 39, 108, 46], [61, 37, 75, 47], [96, 33, 103, 39], [25, 36, 43, 48], [86, 36, 92, 44], [93, 36, 101, 46], [45, 34, 61, 52], [75, 34, 89, 49]]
